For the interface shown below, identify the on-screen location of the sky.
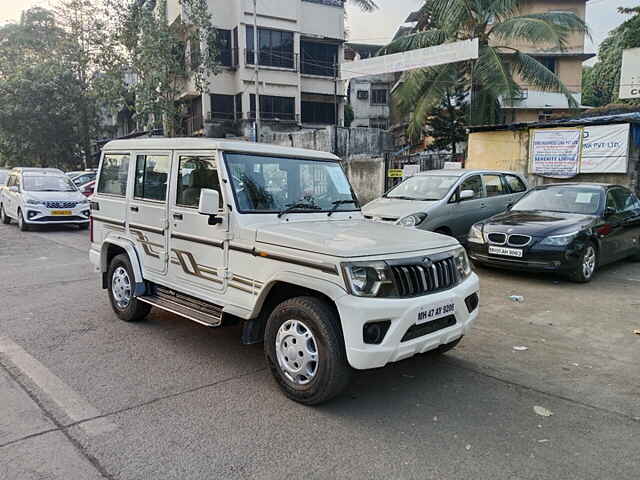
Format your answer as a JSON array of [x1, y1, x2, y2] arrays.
[[1, 0, 639, 60]]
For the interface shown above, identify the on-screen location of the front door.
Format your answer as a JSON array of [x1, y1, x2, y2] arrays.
[[168, 152, 227, 297], [448, 174, 487, 238], [127, 152, 171, 276], [604, 187, 640, 259]]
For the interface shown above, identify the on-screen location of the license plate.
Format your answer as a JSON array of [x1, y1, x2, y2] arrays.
[[51, 210, 72, 216], [416, 299, 456, 325], [488, 246, 523, 258]]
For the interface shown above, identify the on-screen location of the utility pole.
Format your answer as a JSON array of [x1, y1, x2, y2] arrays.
[[253, 0, 261, 142], [333, 54, 339, 154]]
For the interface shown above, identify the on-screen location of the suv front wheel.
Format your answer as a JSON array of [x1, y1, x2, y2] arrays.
[[265, 296, 351, 405], [107, 254, 151, 322]]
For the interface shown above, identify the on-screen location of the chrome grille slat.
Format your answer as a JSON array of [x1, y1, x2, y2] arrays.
[[388, 257, 458, 297], [45, 201, 77, 209]]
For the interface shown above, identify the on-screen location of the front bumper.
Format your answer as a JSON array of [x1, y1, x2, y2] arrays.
[[23, 204, 91, 225], [336, 273, 480, 370], [467, 242, 581, 273]]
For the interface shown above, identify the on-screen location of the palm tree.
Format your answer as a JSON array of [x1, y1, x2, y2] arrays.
[[383, 0, 589, 136], [349, 0, 377, 12]]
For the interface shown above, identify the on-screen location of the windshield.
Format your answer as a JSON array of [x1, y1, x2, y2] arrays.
[[23, 175, 77, 192], [225, 153, 358, 213], [0, 171, 7, 185], [513, 187, 603, 215], [385, 175, 458, 201]]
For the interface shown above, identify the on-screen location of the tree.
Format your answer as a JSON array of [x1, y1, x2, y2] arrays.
[[425, 74, 467, 157], [582, 7, 640, 107], [349, 0, 377, 11], [382, 0, 588, 135], [99, 0, 220, 136]]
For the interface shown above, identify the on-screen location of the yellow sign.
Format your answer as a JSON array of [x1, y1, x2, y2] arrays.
[[387, 169, 403, 178]]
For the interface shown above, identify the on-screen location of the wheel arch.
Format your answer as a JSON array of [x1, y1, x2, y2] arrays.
[[100, 238, 146, 295]]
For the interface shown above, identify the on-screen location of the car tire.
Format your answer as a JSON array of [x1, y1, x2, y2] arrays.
[[107, 254, 150, 322], [0, 205, 10, 225], [569, 242, 597, 283], [17, 209, 29, 231], [264, 296, 351, 405], [433, 336, 463, 355]]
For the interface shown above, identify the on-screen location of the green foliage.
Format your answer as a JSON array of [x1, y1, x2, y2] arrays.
[[384, 0, 588, 135], [425, 74, 467, 156], [344, 104, 354, 127], [582, 8, 640, 107]]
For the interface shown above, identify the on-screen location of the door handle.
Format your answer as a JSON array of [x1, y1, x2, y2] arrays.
[[173, 213, 183, 220], [130, 206, 139, 212]]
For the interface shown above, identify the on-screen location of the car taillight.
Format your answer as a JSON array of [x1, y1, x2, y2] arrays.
[[89, 216, 94, 243]]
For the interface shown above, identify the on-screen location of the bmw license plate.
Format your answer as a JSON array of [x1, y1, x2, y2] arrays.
[[417, 299, 456, 325], [51, 210, 72, 216], [488, 246, 523, 258]]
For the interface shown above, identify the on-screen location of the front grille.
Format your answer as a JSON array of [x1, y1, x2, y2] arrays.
[[487, 232, 507, 244], [401, 315, 456, 342], [45, 201, 77, 209], [389, 257, 458, 297], [34, 216, 86, 222], [508, 234, 532, 247]]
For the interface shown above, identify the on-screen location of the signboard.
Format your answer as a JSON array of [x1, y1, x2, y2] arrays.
[[620, 47, 640, 99], [402, 164, 420, 178], [387, 169, 403, 178], [530, 128, 582, 179], [444, 162, 463, 170], [340, 38, 479, 81], [580, 124, 630, 174]]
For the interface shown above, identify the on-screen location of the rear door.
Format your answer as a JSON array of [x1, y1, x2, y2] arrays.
[[482, 174, 512, 217], [127, 152, 171, 276], [3, 175, 18, 217], [504, 174, 528, 206]]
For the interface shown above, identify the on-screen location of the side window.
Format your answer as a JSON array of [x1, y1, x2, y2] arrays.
[[608, 188, 637, 214], [459, 175, 484, 201], [134, 155, 170, 201], [505, 175, 526, 193], [483, 174, 506, 197], [97, 154, 129, 196], [176, 156, 220, 208]]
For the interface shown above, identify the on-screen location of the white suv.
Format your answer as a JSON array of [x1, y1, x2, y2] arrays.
[[0, 168, 91, 231], [90, 138, 480, 404]]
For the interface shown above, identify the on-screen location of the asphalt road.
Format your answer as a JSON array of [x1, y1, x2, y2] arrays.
[[0, 222, 638, 480]]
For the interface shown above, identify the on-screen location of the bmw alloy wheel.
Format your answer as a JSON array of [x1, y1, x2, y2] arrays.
[[582, 246, 596, 279], [275, 319, 319, 385]]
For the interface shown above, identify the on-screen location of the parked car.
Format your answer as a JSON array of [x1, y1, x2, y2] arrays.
[[79, 179, 95, 197], [0, 168, 9, 186], [90, 138, 480, 404], [362, 169, 528, 242], [68, 170, 97, 187], [467, 183, 640, 282], [0, 168, 90, 231]]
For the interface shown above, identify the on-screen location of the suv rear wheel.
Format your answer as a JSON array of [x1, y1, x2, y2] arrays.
[[107, 254, 150, 322], [264, 296, 351, 405], [0, 205, 10, 225]]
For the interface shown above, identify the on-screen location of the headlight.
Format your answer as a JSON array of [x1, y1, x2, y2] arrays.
[[539, 231, 579, 247], [397, 212, 427, 228], [341, 261, 398, 297], [468, 223, 485, 244], [78, 198, 90, 204], [452, 247, 472, 279], [25, 198, 43, 205]]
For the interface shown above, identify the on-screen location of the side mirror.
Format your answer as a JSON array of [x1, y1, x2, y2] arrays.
[[9, 186, 19, 193], [198, 189, 222, 225], [459, 189, 475, 201], [604, 207, 616, 218]]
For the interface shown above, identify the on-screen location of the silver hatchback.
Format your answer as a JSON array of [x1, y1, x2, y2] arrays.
[[362, 169, 529, 241]]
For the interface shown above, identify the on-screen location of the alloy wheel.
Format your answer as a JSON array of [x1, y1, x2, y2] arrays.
[[582, 246, 596, 279], [111, 266, 132, 309], [275, 319, 319, 385]]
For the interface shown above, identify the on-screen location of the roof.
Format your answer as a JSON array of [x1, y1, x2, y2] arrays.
[[11, 167, 65, 175], [103, 138, 340, 161], [415, 169, 520, 177], [467, 112, 640, 133]]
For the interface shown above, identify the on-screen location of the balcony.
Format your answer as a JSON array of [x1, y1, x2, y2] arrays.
[[245, 48, 299, 71], [183, 112, 204, 136]]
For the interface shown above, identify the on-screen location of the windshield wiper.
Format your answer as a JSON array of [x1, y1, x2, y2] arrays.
[[327, 199, 358, 216], [277, 202, 321, 218]]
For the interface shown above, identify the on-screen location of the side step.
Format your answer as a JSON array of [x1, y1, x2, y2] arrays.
[[137, 286, 223, 327]]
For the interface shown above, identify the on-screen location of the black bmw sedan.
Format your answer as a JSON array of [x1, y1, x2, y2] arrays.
[[467, 183, 640, 282]]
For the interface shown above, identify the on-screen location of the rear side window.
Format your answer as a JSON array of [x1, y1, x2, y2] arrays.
[[98, 154, 129, 196], [176, 156, 220, 208], [134, 155, 170, 201], [505, 175, 526, 193], [459, 175, 484, 200], [483, 174, 506, 197]]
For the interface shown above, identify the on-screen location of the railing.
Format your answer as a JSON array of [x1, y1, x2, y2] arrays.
[[247, 111, 299, 122], [245, 49, 298, 71], [207, 110, 238, 122], [183, 113, 204, 136]]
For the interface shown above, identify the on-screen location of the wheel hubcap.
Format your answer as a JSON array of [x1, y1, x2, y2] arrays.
[[112, 266, 132, 309], [583, 246, 596, 278], [275, 319, 319, 385]]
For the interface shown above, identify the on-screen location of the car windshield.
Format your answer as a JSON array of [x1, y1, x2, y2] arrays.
[[0, 171, 7, 185], [385, 175, 458, 201], [23, 175, 77, 192], [225, 153, 359, 213], [512, 187, 602, 215]]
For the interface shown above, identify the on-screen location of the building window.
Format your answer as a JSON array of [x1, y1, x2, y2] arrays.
[[246, 26, 294, 69], [301, 101, 335, 125], [210, 94, 235, 120], [371, 87, 388, 105], [235, 93, 243, 120], [214, 29, 233, 67], [250, 94, 295, 121], [538, 110, 554, 122], [134, 155, 170, 201], [369, 118, 388, 130], [190, 38, 201, 70], [301, 40, 338, 77], [535, 56, 556, 74]]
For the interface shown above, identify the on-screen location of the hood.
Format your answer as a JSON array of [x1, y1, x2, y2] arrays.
[[255, 219, 459, 258], [482, 210, 596, 236], [362, 197, 439, 221], [25, 190, 86, 202]]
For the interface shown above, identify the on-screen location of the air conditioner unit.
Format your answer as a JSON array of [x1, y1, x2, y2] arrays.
[[357, 90, 369, 100]]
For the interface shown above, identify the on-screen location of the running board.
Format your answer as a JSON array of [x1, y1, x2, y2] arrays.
[[138, 286, 223, 327]]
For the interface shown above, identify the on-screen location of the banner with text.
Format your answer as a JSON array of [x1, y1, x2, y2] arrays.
[[580, 124, 630, 174], [530, 129, 582, 179]]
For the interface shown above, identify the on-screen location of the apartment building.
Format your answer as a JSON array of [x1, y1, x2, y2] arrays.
[[167, 0, 346, 138], [498, 0, 594, 123]]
